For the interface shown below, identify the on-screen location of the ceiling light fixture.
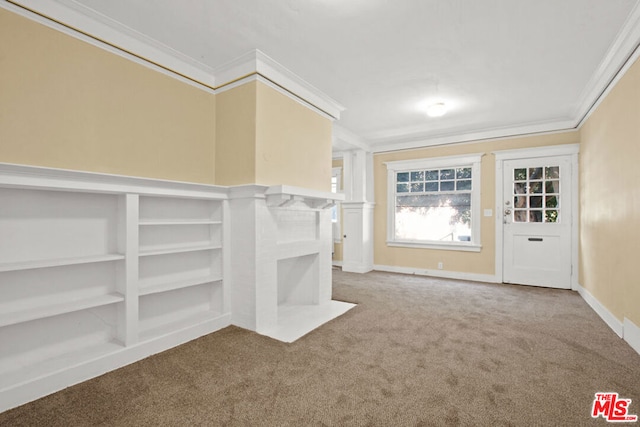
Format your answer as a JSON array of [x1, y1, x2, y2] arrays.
[[426, 102, 447, 117]]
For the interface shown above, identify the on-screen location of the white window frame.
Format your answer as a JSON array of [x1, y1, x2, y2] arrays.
[[331, 167, 342, 243], [385, 153, 483, 252]]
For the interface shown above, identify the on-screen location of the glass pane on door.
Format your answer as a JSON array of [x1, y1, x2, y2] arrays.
[[512, 165, 560, 223]]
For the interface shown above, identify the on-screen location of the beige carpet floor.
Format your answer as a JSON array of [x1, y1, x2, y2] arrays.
[[1, 270, 639, 426]]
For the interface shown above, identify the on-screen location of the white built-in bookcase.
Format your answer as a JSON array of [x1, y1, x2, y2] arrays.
[[0, 163, 230, 412]]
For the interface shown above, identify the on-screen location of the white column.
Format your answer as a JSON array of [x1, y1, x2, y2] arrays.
[[228, 185, 277, 332], [341, 149, 375, 273]]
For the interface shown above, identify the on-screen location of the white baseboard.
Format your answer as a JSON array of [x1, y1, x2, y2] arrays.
[[332, 260, 343, 267], [373, 264, 499, 283], [623, 318, 640, 355], [0, 313, 231, 413], [342, 263, 373, 274], [575, 283, 624, 337]]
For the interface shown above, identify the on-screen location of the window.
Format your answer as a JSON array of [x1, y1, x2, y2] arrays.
[[385, 154, 482, 251]]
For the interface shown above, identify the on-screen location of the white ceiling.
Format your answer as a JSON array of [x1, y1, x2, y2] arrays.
[[16, 0, 640, 152]]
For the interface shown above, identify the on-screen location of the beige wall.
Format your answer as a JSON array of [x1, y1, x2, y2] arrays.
[[1, 8, 333, 190], [580, 57, 640, 326], [374, 132, 580, 274], [215, 82, 257, 185], [0, 9, 216, 184], [215, 80, 333, 192], [255, 82, 332, 192]]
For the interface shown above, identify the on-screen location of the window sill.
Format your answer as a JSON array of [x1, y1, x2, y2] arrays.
[[386, 240, 482, 252]]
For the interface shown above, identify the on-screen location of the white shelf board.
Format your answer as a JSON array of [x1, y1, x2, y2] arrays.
[[138, 310, 227, 342], [0, 293, 125, 328], [0, 254, 125, 273], [0, 340, 124, 392], [139, 219, 222, 226], [138, 244, 222, 257], [139, 275, 222, 296]]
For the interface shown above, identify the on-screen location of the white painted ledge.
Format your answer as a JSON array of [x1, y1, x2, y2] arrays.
[[0, 162, 228, 199], [265, 185, 344, 208]]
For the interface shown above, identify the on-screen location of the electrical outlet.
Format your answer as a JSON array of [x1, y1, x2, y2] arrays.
[[437, 262, 443, 270]]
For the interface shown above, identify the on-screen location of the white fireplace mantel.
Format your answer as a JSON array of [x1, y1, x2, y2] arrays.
[[228, 183, 353, 342]]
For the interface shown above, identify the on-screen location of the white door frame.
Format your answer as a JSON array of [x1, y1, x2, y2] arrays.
[[494, 144, 580, 289]]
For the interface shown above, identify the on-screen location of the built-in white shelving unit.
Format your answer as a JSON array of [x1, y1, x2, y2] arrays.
[[0, 166, 349, 412], [0, 163, 230, 413], [137, 196, 225, 342]]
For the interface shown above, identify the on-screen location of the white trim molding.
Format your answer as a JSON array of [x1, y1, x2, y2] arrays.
[[2, 0, 217, 92], [214, 50, 345, 120], [6, 0, 640, 152], [368, 120, 577, 153], [2, 2, 344, 121], [575, 283, 624, 338], [333, 125, 371, 152], [623, 318, 640, 356], [373, 264, 499, 284], [492, 143, 580, 161], [384, 153, 485, 171], [216, 74, 337, 122], [574, 1, 640, 126], [386, 240, 481, 252]]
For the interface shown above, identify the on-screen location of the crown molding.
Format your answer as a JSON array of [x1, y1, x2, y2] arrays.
[[368, 119, 577, 153], [216, 74, 336, 122], [3, 1, 344, 120], [7, 0, 640, 152], [332, 124, 371, 152], [573, 0, 640, 125], [365, 2, 640, 153], [4, 0, 217, 91], [214, 50, 345, 119]]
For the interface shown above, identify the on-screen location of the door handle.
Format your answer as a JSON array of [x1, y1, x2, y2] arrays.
[[504, 209, 512, 215]]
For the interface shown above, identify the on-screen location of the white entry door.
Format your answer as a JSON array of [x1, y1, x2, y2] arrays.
[[502, 155, 573, 289]]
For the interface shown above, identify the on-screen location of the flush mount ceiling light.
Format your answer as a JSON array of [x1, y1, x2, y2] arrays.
[[425, 102, 447, 117]]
